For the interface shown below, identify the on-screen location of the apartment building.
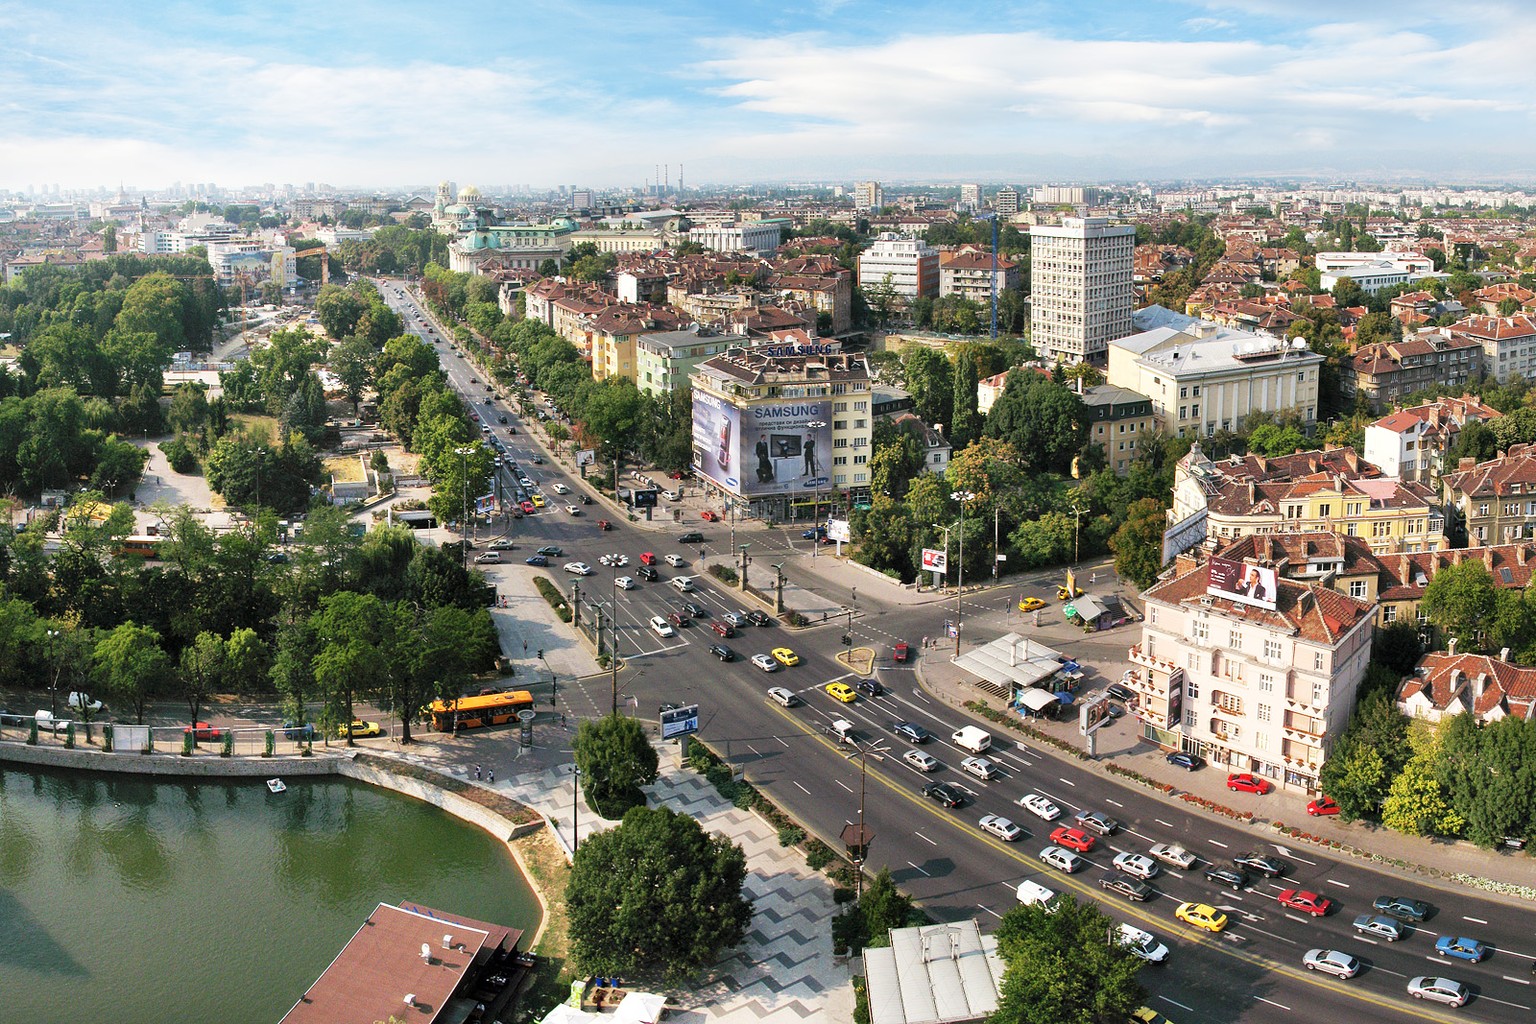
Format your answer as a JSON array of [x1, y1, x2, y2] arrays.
[[857, 233, 939, 301], [854, 181, 883, 212], [634, 325, 735, 397], [1442, 444, 1536, 545], [958, 183, 982, 210], [1362, 395, 1502, 486], [686, 220, 785, 256], [1398, 647, 1536, 725], [1029, 217, 1135, 365], [1031, 185, 1106, 207], [1339, 329, 1485, 410], [994, 187, 1020, 217], [938, 249, 1020, 304], [1449, 313, 1536, 381], [1081, 384, 1155, 475], [1125, 553, 1375, 793], [1108, 320, 1323, 437]]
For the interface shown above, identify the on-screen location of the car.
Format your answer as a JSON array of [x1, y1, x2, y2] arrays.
[[1166, 751, 1205, 771], [531, 495, 545, 508], [530, 455, 544, 464], [708, 644, 735, 662], [1018, 794, 1062, 821], [772, 648, 800, 667], [281, 721, 315, 741], [1278, 889, 1333, 917], [337, 720, 381, 739], [667, 611, 687, 627], [746, 610, 771, 627], [1113, 853, 1160, 880], [801, 526, 827, 539], [1149, 843, 1197, 870], [1351, 913, 1403, 941], [1105, 683, 1137, 703], [767, 686, 797, 707], [563, 561, 593, 576], [1232, 852, 1287, 877], [893, 641, 910, 662], [1118, 924, 1170, 963], [1436, 937, 1489, 963], [700, 509, 717, 521], [1303, 949, 1361, 979], [1174, 902, 1228, 933], [722, 611, 748, 627], [184, 721, 224, 741], [581, 494, 592, 504], [665, 553, 686, 567], [1306, 796, 1341, 816], [537, 545, 563, 557], [498, 415, 509, 424], [637, 565, 659, 581], [67, 692, 104, 713], [489, 538, 517, 550], [1073, 810, 1118, 836], [565, 504, 581, 516], [1372, 895, 1431, 922], [473, 551, 502, 564], [903, 749, 940, 772], [893, 721, 930, 744], [551, 483, 570, 494], [1038, 846, 1084, 873], [961, 756, 998, 780], [857, 679, 884, 697], [678, 531, 704, 543], [670, 576, 696, 593], [751, 654, 779, 673], [1058, 583, 1084, 600], [710, 621, 736, 637], [615, 576, 636, 590], [1015, 880, 1060, 911], [978, 814, 1023, 842], [1100, 875, 1156, 902], [1227, 772, 1272, 794], [1017, 596, 1047, 612], [923, 782, 963, 808], [519, 500, 536, 514], [825, 682, 856, 703], [1407, 977, 1469, 1008], [524, 554, 549, 566], [682, 601, 708, 617], [1049, 826, 1096, 853], [649, 616, 675, 637], [1204, 867, 1249, 890]]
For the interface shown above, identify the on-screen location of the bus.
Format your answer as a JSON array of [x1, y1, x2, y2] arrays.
[[427, 690, 534, 732], [117, 536, 163, 559]]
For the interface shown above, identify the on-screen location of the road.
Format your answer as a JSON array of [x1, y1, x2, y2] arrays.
[[381, 282, 1536, 1024]]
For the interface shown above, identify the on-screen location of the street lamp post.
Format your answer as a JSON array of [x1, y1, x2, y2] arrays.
[[455, 444, 478, 572], [610, 570, 621, 716], [47, 628, 61, 716], [951, 491, 976, 657], [572, 766, 582, 852], [807, 420, 826, 557]]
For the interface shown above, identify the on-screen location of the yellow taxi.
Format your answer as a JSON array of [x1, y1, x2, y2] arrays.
[[825, 682, 857, 703], [1173, 902, 1227, 933], [772, 648, 800, 667], [1018, 596, 1047, 612], [337, 720, 382, 739], [532, 494, 546, 508]]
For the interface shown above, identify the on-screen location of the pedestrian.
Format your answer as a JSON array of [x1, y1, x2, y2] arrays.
[[523, 640, 528, 654], [560, 713, 567, 727], [487, 769, 494, 784], [475, 764, 482, 780]]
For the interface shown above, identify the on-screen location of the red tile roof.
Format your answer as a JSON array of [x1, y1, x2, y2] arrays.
[[1398, 651, 1536, 721], [1144, 561, 1372, 645]]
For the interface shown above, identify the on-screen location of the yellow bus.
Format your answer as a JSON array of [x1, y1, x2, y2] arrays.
[[117, 536, 163, 559], [428, 690, 534, 732]]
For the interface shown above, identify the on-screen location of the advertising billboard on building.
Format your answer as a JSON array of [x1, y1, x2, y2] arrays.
[[692, 391, 833, 499], [1206, 556, 1278, 611]]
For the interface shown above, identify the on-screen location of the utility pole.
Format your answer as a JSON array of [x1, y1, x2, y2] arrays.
[[739, 543, 750, 592], [952, 491, 975, 657], [993, 505, 1001, 580], [610, 571, 620, 716]]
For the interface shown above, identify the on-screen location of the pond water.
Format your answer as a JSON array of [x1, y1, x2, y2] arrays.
[[0, 764, 541, 1023]]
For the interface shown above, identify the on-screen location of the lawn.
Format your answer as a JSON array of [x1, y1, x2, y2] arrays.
[[322, 455, 365, 483]]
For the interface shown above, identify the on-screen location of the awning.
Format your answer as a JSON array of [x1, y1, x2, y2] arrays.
[[1017, 688, 1058, 712], [1071, 594, 1109, 621], [1053, 691, 1076, 705]]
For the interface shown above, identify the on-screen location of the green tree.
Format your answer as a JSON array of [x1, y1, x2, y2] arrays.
[[1381, 720, 1464, 837], [1009, 511, 1076, 569], [330, 334, 377, 413], [989, 896, 1145, 1024], [94, 622, 172, 724], [950, 351, 981, 449], [1246, 423, 1308, 458], [984, 374, 1089, 474], [178, 631, 226, 739], [573, 713, 660, 818], [1439, 713, 1536, 848], [567, 805, 752, 983], [310, 591, 390, 745], [902, 347, 954, 430], [853, 496, 917, 579], [1318, 688, 1408, 820], [1421, 559, 1496, 650], [1443, 418, 1499, 474], [1109, 498, 1168, 589]]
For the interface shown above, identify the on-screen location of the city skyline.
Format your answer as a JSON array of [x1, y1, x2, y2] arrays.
[[4, 0, 1536, 191]]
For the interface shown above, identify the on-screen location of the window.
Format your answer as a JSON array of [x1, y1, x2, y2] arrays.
[[854, 419, 867, 429], [1348, 579, 1368, 598], [1191, 404, 1200, 418], [853, 454, 868, 465], [1191, 620, 1208, 643], [833, 437, 848, 448], [1185, 678, 1199, 700], [1478, 503, 1490, 517], [1257, 704, 1272, 723], [1180, 386, 1188, 399], [853, 401, 867, 412], [1255, 732, 1268, 750], [1258, 673, 1275, 694], [1217, 692, 1243, 715], [1263, 638, 1283, 662], [1383, 604, 1398, 623], [1149, 607, 1158, 624], [1179, 406, 1187, 419], [1298, 371, 1306, 381], [833, 420, 847, 431], [833, 455, 848, 466], [834, 401, 849, 412], [1313, 651, 1325, 671], [1184, 710, 1196, 729], [1192, 385, 1201, 397], [1507, 503, 1521, 516], [1311, 680, 1325, 704], [1228, 628, 1242, 650]]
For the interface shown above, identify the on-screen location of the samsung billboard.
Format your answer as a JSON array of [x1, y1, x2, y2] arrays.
[[693, 391, 834, 498]]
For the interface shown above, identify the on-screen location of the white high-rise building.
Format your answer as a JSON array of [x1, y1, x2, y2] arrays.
[[1030, 216, 1135, 365], [994, 186, 1019, 217], [958, 183, 982, 210], [854, 181, 883, 212]]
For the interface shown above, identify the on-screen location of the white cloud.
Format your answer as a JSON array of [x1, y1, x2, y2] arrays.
[[1183, 17, 1233, 32]]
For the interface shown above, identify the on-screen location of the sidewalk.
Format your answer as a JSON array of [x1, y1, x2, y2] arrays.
[[914, 645, 1536, 902]]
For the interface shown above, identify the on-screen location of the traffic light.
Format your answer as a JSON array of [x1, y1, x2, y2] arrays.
[[841, 633, 852, 646]]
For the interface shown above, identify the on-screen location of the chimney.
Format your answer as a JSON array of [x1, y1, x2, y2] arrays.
[[1474, 673, 1489, 703], [1484, 548, 1495, 568], [1399, 555, 1410, 581], [1521, 546, 1529, 566], [1448, 637, 1458, 656], [1500, 647, 1511, 662], [1459, 457, 1476, 471]]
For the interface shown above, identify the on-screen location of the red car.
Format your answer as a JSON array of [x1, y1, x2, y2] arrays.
[[701, 510, 718, 522], [1277, 889, 1333, 917], [893, 641, 910, 663], [519, 500, 536, 515], [1306, 796, 1341, 816], [1048, 826, 1096, 853], [1226, 773, 1272, 795], [184, 721, 223, 742], [640, 552, 657, 566]]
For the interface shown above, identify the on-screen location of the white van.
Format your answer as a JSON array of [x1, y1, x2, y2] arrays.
[[670, 576, 696, 593], [952, 726, 992, 753], [649, 616, 675, 637], [1016, 879, 1060, 911], [473, 551, 502, 564]]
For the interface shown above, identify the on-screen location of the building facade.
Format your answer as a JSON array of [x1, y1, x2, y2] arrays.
[[1081, 384, 1155, 475], [994, 187, 1019, 217], [1442, 445, 1536, 546], [1125, 554, 1375, 793], [857, 233, 939, 301], [1450, 313, 1536, 381], [1029, 217, 1135, 365], [1363, 395, 1502, 485], [686, 221, 784, 256], [854, 181, 883, 212], [634, 326, 736, 397], [1339, 330, 1485, 410], [938, 250, 1020, 304]]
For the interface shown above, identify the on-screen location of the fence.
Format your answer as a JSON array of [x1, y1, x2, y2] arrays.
[[0, 716, 398, 758]]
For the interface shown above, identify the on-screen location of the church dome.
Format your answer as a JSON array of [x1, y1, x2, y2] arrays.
[[457, 185, 482, 203]]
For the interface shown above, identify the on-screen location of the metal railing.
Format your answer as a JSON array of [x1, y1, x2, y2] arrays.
[[0, 717, 394, 758]]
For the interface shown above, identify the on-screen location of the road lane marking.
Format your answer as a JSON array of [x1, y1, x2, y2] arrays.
[[1158, 997, 1194, 1012], [1155, 819, 1174, 828], [907, 862, 930, 876], [915, 832, 937, 846], [1476, 995, 1532, 1010], [1463, 916, 1488, 925], [979, 904, 1003, 919], [1233, 924, 1296, 945], [1325, 879, 1350, 888], [747, 743, 760, 756], [793, 781, 811, 794], [1104, 798, 1123, 808], [835, 779, 853, 793], [1253, 997, 1291, 1011], [1206, 839, 1228, 848], [1058, 777, 1076, 786], [1503, 976, 1532, 986]]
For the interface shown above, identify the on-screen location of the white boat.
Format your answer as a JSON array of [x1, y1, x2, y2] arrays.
[[266, 778, 287, 794]]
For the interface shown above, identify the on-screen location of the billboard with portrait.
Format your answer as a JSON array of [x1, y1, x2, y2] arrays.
[[692, 391, 833, 498], [1206, 556, 1278, 612]]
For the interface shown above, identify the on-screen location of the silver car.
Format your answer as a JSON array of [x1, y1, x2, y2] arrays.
[[1302, 949, 1360, 979], [961, 756, 999, 780], [1407, 977, 1468, 1008], [978, 815, 1023, 842], [1038, 846, 1084, 873], [1351, 914, 1402, 941], [1112, 853, 1160, 881]]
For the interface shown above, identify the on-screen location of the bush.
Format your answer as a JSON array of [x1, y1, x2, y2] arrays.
[[532, 575, 573, 622], [784, 610, 809, 627], [732, 784, 757, 810], [161, 436, 198, 473], [833, 886, 855, 904], [778, 825, 806, 847], [709, 564, 739, 585], [805, 838, 834, 870]]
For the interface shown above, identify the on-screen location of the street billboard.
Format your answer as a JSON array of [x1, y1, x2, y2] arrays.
[[1206, 556, 1278, 611], [920, 548, 948, 573], [693, 391, 833, 499], [576, 448, 596, 467], [660, 703, 700, 739], [827, 518, 851, 543]]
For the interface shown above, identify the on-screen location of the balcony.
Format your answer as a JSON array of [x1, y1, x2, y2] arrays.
[[1283, 711, 1324, 739], [1128, 644, 1176, 674]]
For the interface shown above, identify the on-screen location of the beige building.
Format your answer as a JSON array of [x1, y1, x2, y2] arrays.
[[1029, 216, 1135, 365], [1081, 384, 1154, 475], [1442, 444, 1536, 546], [1125, 552, 1375, 793]]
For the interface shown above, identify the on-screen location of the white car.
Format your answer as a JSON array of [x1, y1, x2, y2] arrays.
[[665, 554, 686, 567], [1407, 977, 1468, 1007], [1118, 924, 1170, 964], [68, 692, 104, 713], [551, 483, 570, 494], [903, 749, 940, 772], [751, 653, 778, 672], [1148, 843, 1197, 870], [565, 504, 581, 515], [1018, 793, 1061, 821], [767, 687, 798, 708], [1038, 846, 1084, 873], [1113, 853, 1160, 880], [34, 710, 69, 732], [615, 576, 636, 590], [1303, 949, 1361, 980], [670, 576, 696, 593], [649, 616, 675, 637], [960, 756, 999, 781], [563, 561, 593, 576], [978, 815, 1023, 842], [722, 611, 748, 627]]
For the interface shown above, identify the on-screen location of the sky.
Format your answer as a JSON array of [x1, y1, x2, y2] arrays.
[[3, 0, 1536, 192]]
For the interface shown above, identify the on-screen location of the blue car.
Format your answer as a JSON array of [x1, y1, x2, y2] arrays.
[[802, 527, 826, 539], [1166, 751, 1205, 771], [525, 555, 549, 566], [281, 721, 315, 741], [1435, 936, 1488, 963]]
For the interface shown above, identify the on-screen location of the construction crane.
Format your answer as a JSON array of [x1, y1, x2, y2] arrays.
[[292, 244, 330, 286]]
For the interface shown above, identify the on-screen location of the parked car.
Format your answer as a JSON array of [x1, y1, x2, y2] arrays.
[[1227, 772, 1273, 794], [1306, 796, 1342, 816], [282, 721, 315, 741], [184, 721, 224, 742], [1166, 751, 1205, 771], [1105, 683, 1137, 703], [338, 719, 382, 739], [67, 692, 104, 713]]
